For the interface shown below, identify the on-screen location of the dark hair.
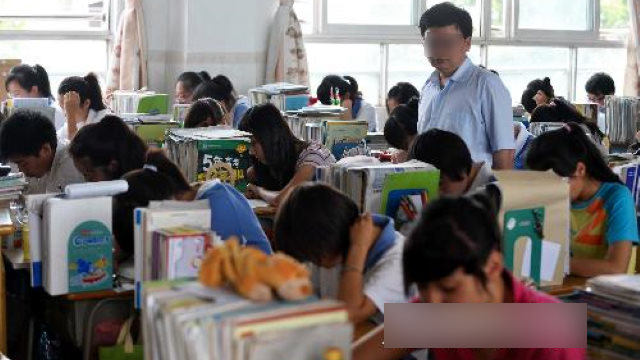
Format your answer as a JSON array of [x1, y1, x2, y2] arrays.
[[113, 150, 191, 253], [531, 98, 603, 138], [585, 72, 615, 96], [238, 104, 308, 189], [176, 71, 211, 94], [274, 183, 359, 263], [526, 122, 621, 184], [384, 97, 419, 150], [0, 111, 57, 159], [403, 194, 500, 294], [408, 129, 472, 181], [183, 98, 227, 128], [419, 2, 473, 38], [387, 82, 419, 109], [57, 73, 106, 112], [191, 75, 237, 108], [316, 75, 360, 105], [69, 116, 148, 180], [5, 64, 53, 99], [521, 77, 554, 114]]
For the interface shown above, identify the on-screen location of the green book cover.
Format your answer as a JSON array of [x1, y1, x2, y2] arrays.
[[196, 139, 252, 191], [137, 94, 170, 115], [379, 170, 440, 218], [503, 208, 544, 284], [134, 123, 179, 147]]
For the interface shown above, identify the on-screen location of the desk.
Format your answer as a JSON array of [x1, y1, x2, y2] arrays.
[[541, 276, 588, 296]]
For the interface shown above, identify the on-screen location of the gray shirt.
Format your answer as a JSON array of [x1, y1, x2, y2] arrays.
[[26, 145, 85, 194]]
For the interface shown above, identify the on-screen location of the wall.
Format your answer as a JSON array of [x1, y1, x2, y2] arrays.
[[144, 0, 279, 96]]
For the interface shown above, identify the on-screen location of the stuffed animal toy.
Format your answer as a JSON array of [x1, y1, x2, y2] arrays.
[[199, 237, 312, 302]]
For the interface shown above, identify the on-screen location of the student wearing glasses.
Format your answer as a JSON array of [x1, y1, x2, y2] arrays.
[[585, 72, 615, 132], [417, 3, 514, 170]]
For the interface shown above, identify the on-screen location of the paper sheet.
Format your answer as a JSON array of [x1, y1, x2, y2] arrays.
[[521, 238, 562, 282], [248, 199, 269, 209]]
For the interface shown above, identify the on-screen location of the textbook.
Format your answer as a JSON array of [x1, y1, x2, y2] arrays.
[[142, 281, 352, 360], [164, 128, 252, 191], [322, 120, 368, 160], [129, 122, 179, 148], [111, 90, 170, 116]]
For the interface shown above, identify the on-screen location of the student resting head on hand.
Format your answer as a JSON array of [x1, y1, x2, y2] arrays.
[[56, 73, 109, 144]]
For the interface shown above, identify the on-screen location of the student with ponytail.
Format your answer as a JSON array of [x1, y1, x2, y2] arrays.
[[191, 74, 250, 128], [316, 75, 378, 132], [175, 70, 211, 104], [526, 122, 638, 276], [113, 150, 272, 256], [383, 97, 418, 163], [5, 64, 65, 130], [57, 73, 110, 144]]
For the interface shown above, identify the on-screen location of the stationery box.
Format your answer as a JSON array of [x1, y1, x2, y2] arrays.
[[42, 196, 113, 296]]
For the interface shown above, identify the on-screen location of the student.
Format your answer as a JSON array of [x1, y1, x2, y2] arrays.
[[5, 64, 65, 130], [383, 97, 418, 163], [352, 195, 585, 360], [513, 122, 534, 170], [113, 150, 272, 255], [386, 82, 419, 114], [520, 77, 555, 115], [239, 104, 335, 207], [585, 72, 615, 107], [56, 73, 109, 144], [192, 75, 250, 128], [531, 97, 604, 145], [275, 183, 406, 323], [409, 128, 496, 196], [183, 98, 228, 128], [0, 111, 84, 194], [69, 116, 148, 182], [527, 122, 638, 276], [317, 75, 378, 132], [175, 71, 211, 104]]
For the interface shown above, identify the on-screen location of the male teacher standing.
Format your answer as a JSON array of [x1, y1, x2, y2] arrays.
[[417, 3, 514, 169]]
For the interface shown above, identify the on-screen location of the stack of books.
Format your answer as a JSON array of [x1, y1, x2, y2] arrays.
[[564, 275, 640, 359], [111, 90, 170, 117], [142, 281, 352, 360], [0, 173, 27, 202]]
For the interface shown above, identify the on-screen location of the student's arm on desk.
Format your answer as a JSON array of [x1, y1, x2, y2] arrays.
[[492, 149, 514, 170], [247, 165, 315, 207], [571, 241, 633, 276], [352, 325, 414, 360]]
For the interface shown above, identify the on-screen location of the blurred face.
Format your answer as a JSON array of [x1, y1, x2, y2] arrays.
[[175, 81, 191, 104], [439, 173, 469, 196], [7, 81, 39, 99], [587, 92, 606, 107], [73, 156, 116, 182], [249, 137, 266, 164], [386, 98, 400, 114], [418, 251, 504, 303], [423, 25, 471, 77], [533, 90, 550, 107], [9, 144, 53, 178]]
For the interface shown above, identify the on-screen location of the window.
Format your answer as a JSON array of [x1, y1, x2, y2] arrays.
[[300, 0, 628, 105], [0, 0, 112, 95]]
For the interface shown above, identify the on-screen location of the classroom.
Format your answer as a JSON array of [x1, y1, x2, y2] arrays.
[[0, 0, 638, 359]]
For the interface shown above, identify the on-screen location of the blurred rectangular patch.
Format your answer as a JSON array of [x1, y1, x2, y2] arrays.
[[385, 303, 586, 348]]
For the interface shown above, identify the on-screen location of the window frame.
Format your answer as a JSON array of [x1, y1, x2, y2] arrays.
[[302, 0, 627, 105]]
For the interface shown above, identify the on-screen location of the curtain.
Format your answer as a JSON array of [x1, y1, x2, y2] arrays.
[[106, 0, 148, 95], [624, 0, 640, 95], [265, 0, 309, 86]]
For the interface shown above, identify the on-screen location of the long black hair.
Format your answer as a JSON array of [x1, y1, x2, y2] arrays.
[[316, 75, 361, 105], [238, 103, 308, 190], [531, 98, 603, 138], [58, 73, 106, 112], [403, 194, 500, 295], [183, 98, 226, 128], [521, 77, 555, 114], [384, 97, 419, 150], [526, 122, 621, 184], [5, 64, 53, 99]]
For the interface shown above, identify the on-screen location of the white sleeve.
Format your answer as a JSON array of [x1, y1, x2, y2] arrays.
[[356, 101, 378, 132], [363, 239, 407, 314]]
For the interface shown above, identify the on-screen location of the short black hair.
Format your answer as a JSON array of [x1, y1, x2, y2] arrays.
[[403, 194, 500, 294], [69, 115, 148, 180], [387, 82, 419, 107], [316, 75, 360, 105], [419, 2, 473, 38], [274, 183, 359, 264], [0, 111, 57, 159], [176, 71, 211, 94], [585, 72, 615, 96], [384, 97, 419, 150], [5, 64, 53, 99], [408, 129, 472, 181]]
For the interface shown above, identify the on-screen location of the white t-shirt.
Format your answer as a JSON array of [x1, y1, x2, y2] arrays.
[[355, 99, 378, 132], [57, 108, 110, 145], [26, 145, 86, 194]]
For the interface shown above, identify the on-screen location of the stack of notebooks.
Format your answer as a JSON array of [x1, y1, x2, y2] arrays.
[[249, 83, 310, 112], [564, 275, 640, 359], [143, 281, 352, 360], [605, 96, 640, 146], [164, 128, 252, 191], [0, 172, 27, 202], [111, 90, 170, 117]]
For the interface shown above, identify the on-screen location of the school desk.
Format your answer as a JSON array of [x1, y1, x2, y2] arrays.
[[541, 275, 588, 296]]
